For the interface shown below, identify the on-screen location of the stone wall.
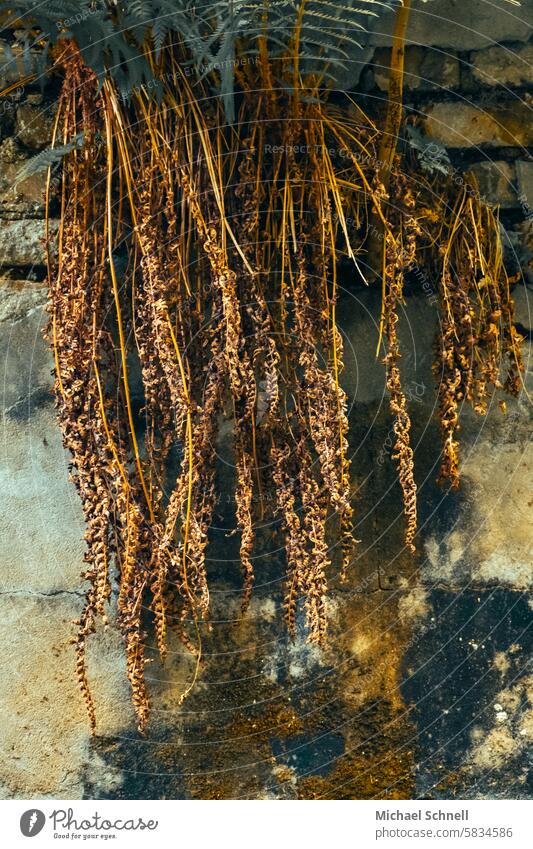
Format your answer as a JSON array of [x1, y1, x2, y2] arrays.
[[0, 0, 532, 800], [359, 0, 533, 292]]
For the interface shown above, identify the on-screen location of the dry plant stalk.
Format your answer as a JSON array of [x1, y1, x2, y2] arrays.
[[382, 224, 418, 553], [44, 40, 524, 732]]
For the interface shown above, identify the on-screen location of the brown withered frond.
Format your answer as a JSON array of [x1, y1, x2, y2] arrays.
[[43, 41, 524, 732]]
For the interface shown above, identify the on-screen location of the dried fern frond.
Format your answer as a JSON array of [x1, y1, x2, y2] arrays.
[[26, 16, 524, 733]]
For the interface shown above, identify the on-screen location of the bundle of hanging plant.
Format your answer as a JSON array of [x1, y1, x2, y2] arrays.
[[0, 0, 524, 732]]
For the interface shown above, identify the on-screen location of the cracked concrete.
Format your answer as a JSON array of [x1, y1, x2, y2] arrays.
[[0, 589, 85, 598], [0, 595, 130, 799]]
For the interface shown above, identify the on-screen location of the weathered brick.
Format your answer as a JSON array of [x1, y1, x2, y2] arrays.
[[0, 161, 48, 214], [366, 46, 460, 92], [423, 99, 533, 148], [471, 43, 533, 88], [367, 0, 533, 50], [0, 40, 29, 85], [0, 218, 58, 266], [467, 161, 517, 208], [515, 160, 533, 213], [15, 102, 55, 150]]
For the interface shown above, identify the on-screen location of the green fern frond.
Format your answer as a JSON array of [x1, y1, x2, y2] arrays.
[[129, 0, 154, 19], [15, 133, 85, 183], [0, 0, 522, 121]]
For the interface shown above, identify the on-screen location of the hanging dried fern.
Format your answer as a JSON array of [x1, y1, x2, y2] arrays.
[[0, 2, 522, 732]]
